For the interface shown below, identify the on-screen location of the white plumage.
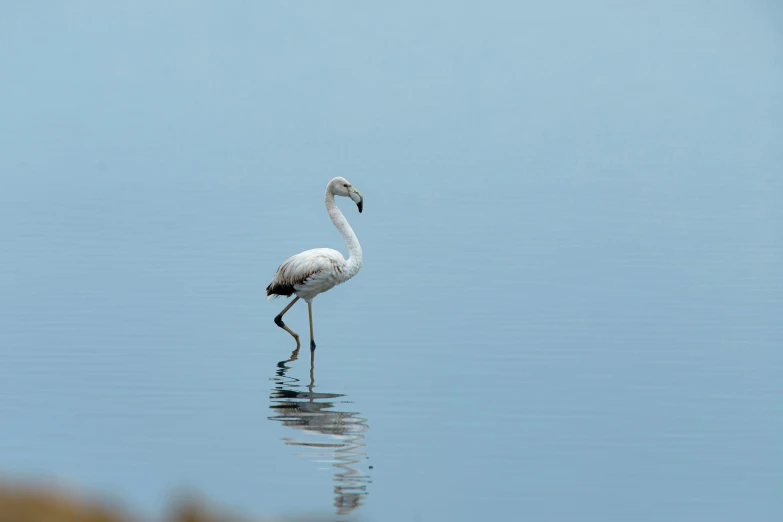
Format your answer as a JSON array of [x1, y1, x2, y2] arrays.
[[266, 177, 363, 350]]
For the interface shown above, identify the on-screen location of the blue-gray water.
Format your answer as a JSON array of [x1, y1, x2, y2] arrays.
[[1, 2, 782, 521]]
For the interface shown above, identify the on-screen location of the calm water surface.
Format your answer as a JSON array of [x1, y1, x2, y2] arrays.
[[1, 2, 782, 521]]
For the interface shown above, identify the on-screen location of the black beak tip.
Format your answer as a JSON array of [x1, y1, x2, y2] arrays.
[[357, 200, 363, 213]]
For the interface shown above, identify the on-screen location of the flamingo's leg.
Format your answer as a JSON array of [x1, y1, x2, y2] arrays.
[[308, 301, 316, 351], [274, 297, 300, 346]]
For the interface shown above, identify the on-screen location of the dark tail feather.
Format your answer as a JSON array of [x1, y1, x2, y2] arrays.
[[266, 282, 295, 298]]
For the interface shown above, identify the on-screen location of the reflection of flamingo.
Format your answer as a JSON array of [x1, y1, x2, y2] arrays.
[[269, 348, 371, 517]]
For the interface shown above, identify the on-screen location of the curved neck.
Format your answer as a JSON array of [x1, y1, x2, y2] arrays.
[[325, 189, 362, 278]]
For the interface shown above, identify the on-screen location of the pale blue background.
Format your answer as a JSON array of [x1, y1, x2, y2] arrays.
[[1, 2, 782, 521]]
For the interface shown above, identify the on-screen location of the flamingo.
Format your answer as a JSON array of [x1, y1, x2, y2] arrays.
[[266, 177, 363, 350]]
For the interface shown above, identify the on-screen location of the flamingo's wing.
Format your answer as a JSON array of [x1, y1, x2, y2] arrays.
[[266, 248, 345, 298]]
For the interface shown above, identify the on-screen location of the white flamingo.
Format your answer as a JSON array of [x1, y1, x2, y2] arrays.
[[266, 177, 363, 350]]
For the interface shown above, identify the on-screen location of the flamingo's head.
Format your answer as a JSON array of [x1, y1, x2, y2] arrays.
[[330, 177, 363, 213]]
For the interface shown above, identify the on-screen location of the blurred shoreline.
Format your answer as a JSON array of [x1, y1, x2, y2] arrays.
[[0, 481, 337, 522]]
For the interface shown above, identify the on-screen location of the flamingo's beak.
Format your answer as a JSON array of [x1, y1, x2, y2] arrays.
[[350, 189, 363, 213]]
